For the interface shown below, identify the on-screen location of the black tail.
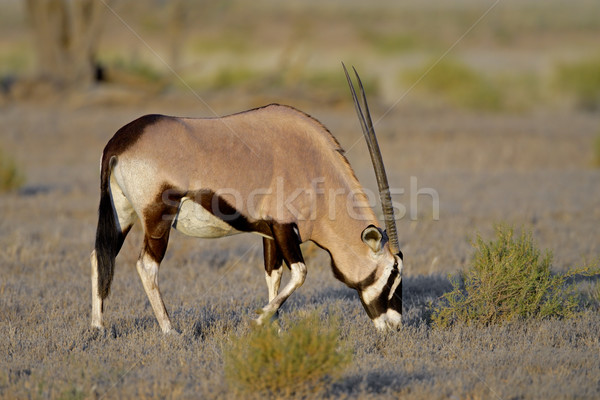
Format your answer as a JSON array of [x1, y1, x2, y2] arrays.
[[94, 155, 121, 300]]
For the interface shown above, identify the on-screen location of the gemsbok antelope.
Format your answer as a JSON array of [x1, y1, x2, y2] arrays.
[[90, 65, 403, 333]]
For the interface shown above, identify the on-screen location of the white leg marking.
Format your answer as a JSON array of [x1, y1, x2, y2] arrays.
[[265, 268, 283, 303], [136, 253, 174, 334], [90, 250, 104, 330], [257, 262, 306, 325]]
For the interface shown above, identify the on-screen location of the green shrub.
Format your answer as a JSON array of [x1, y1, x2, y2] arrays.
[[556, 56, 600, 111], [433, 225, 599, 328], [0, 147, 25, 192], [402, 59, 503, 111], [223, 311, 352, 398]]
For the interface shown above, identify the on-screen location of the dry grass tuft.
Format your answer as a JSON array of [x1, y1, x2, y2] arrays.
[[223, 311, 352, 398]]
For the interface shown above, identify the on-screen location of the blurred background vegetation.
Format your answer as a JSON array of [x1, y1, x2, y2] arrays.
[[2, 0, 600, 193], [0, 0, 599, 112]]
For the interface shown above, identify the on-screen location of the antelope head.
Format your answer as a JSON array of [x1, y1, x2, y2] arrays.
[[344, 64, 403, 331]]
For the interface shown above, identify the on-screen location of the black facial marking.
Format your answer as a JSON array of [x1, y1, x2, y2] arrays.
[[389, 278, 402, 313], [372, 265, 399, 317], [360, 259, 401, 319], [356, 269, 378, 291]]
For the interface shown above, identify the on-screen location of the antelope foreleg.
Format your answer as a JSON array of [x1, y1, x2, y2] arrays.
[[265, 268, 284, 303], [257, 262, 307, 325], [256, 223, 305, 325], [262, 237, 284, 303]]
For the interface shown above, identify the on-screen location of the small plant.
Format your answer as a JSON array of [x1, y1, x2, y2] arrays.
[[224, 311, 352, 398], [556, 56, 600, 111], [594, 132, 600, 167], [0, 147, 25, 192], [402, 58, 503, 111], [432, 225, 599, 328]]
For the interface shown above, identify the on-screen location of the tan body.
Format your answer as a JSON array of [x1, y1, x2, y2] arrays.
[[91, 70, 403, 334], [114, 105, 370, 248]]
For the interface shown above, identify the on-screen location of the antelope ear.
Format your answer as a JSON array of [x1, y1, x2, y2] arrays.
[[361, 225, 383, 253]]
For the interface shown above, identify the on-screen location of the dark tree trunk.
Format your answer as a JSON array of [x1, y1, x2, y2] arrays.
[[25, 0, 109, 90]]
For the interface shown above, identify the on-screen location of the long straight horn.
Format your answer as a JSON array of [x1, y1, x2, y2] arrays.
[[343, 63, 400, 255]]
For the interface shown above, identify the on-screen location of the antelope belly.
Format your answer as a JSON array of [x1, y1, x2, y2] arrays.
[[172, 198, 239, 238]]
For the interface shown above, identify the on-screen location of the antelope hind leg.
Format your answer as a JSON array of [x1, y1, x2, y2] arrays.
[[136, 236, 177, 334], [90, 250, 104, 330]]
